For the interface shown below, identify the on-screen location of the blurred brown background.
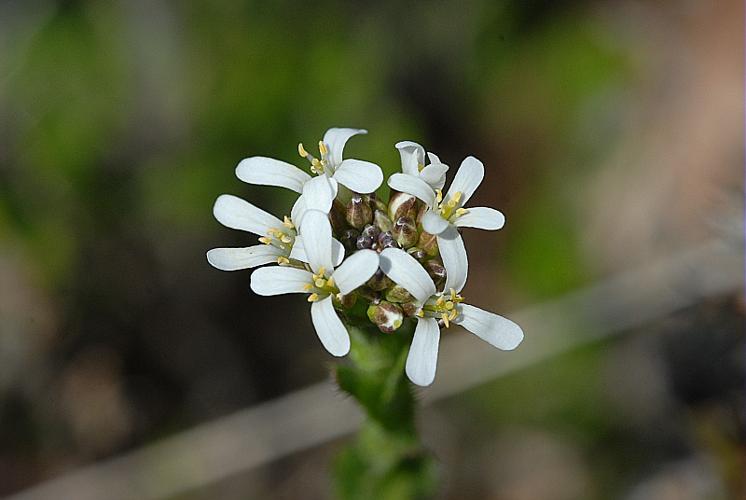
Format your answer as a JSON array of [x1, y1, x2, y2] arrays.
[[0, 0, 743, 498]]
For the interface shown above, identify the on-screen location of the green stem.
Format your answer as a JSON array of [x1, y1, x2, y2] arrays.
[[332, 322, 437, 500]]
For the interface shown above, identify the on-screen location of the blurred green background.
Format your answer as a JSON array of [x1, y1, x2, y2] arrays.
[[0, 0, 743, 498]]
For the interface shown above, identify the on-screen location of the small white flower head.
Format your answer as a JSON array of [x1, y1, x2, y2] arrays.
[[395, 141, 449, 191], [206, 194, 344, 271], [250, 210, 380, 356], [235, 128, 383, 226], [379, 247, 523, 386], [388, 155, 505, 292]]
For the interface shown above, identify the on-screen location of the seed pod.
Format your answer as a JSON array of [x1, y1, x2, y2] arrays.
[[392, 216, 418, 248], [340, 229, 359, 253], [374, 210, 393, 233], [367, 268, 393, 291], [418, 230, 439, 256], [329, 199, 349, 234], [388, 191, 417, 221], [346, 194, 373, 229], [366, 301, 404, 333], [424, 259, 446, 287], [385, 284, 415, 304], [376, 231, 399, 250]]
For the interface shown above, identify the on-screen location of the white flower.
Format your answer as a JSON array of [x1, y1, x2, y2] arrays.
[[379, 247, 523, 386], [388, 156, 505, 292], [206, 194, 344, 271], [394, 140, 449, 190], [250, 210, 380, 356], [235, 128, 383, 225]]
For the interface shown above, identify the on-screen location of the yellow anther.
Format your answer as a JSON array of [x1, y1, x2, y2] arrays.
[[449, 309, 458, 321], [277, 256, 290, 265], [318, 141, 328, 155], [435, 296, 445, 306], [298, 143, 309, 158], [455, 208, 469, 216], [435, 189, 443, 204], [450, 288, 457, 300], [280, 234, 293, 244], [282, 216, 295, 229], [317, 267, 326, 277], [307, 293, 320, 302], [447, 198, 458, 208], [314, 278, 326, 288], [441, 313, 450, 328], [303, 283, 314, 291], [258, 237, 271, 245], [452, 191, 462, 203], [417, 162, 425, 172], [326, 276, 335, 288], [416, 309, 425, 318]]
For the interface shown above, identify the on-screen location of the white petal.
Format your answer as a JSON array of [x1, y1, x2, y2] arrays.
[[419, 163, 448, 189], [331, 249, 379, 295], [250, 266, 313, 296], [299, 210, 334, 274], [454, 304, 524, 350], [311, 295, 350, 356], [406, 318, 440, 386], [426, 152, 441, 164], [302, 175, 335, 214], [379, 248, 436, 303], [213, 194, 283, 236], [387, 173, 436, 206], [333, 160, 383, 194], [290, 194, 307, 227], [207, 246, 282, 271], [446, 156, 484, 205], [422, 211, 450, 235], [235, 157, 311, 194], [291, 236, 345, 266], [395, 141, 425, 176], [438, 227, 468, 293], [454, 207, 505, 230], [322, 128, 366, 167]]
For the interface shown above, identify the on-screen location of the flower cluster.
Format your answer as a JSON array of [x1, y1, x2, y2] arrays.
[[208, 128, 523, 386]]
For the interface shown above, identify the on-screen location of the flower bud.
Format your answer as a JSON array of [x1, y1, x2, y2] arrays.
[[375, 231, 399, 250], [346, 194, 373, 229], [407, 247, 426, 261], [424, 259, 446, 287], [418, 231, 439, 256], [385, 284, 415, 303], [367, 268, 393, 291], [335, 292, 357, 309], [388, 191, 417, 221], [340, 229, 359, 253], [356, 233, 374, 250], [361, 223, 380, 240], [367, 300, 404, 333], [373, 210, 393, 233], [392, 216, 418, 248], [329, 199, 349, 234], [400, 302, 419, 317]]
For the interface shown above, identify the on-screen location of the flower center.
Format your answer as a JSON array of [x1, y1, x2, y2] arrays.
[[258, 216, 296, 263], [298, 141, 330, 175], [434, 189, 469, 222], [417, 288, 465, 327], [304, 267, 340, 302]]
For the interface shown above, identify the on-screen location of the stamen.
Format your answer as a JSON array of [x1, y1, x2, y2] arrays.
[[318, 141, 328, 155], [455, 208, 469, 216], [277, 256, 290, 265], [317, 267, 326, 277], [282, 216, 295, 229], [307, 293, 320, 302], [298, 143, 309, 158], [326, 276, 335, 288], [303, 283, 314, 291], [280, 234, 293, 244], [452, 191, 463, 203], [258, 237, 271, 245], [441, 313, 450, 328], [435, 189, 443, 204]]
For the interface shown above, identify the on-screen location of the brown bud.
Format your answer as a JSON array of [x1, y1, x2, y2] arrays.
[[424, 259, 446, 287], [367, 301, 404, 333], [407, 247, 426, 261], [418, 230, 439, 256], [329, 199, 349, 234], [385, 285, 415, 303], [388, 191, 417, 221], [367, 268, 393, 291], [335, 292, 357, 309], [401, 302, 420, 317], [375, 231, 399, 251], [392, 216, 418, 248], [340, 229, 359, 253], [374, 210, 393, 233], [346, 194, 373, 229]]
